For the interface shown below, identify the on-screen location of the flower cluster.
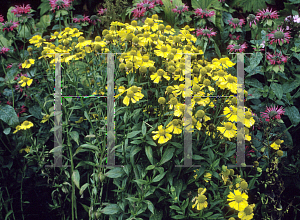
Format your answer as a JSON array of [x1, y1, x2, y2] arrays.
[[1, 21, 19, 32], [260, 105, 285, 122], [97, 8, 107, 16], [131, 0, 161, 19], [172, 4, 189, 14], [73, 15, 100, 25], [256, 8, 279, 20], [227, 42, 248, 53], [196, 27, 217, 38], [228, 18, 245, 29], [247, 14, 260, 27], [11, 4, 31, 16], [267, 27, 291, 45], [194, 8, 215, 18], [0, 46, 10, 54], [266, 51, 288, 65], [49, 0, 73, 11]]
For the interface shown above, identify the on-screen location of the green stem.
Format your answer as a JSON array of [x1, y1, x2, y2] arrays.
[[68, 135, 76, 220]]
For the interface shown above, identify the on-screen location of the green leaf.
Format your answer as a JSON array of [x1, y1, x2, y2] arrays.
[[159, 147, 175, 166], [38, 15, 51, 29], [146, 165, 156, 170], [80, 183, 89, 195], [18, 25, 31, 38], [172, 215, 186, 219], [130, 146, 142, 165], [144, 200, 155, 214], [105, 167, 125, 178], [0, 35, 12, 48], [192, 155, 205, 160], [245, 78, 263, 89], [191, 0, 221, 10], [214, 41, 221, 58], [142, 122, 147, 136], [5, 210, 13, 220], [231, 0, 267, 13], [127, 130, 141, 138], [207, 148, 214, 162], [0, 105, 19, 127], [126, 197, 140, 202], [285, 106, 300, 126], [271, 83, 283, 100], [72, 170, 80, 189], [152, 171, 167, 182], [249, 52, 263, 70], [170, 205, 182, 211], [145, 146, 154, 164], [100, 204, 121, 215], [282, 80, 300, 93], [80, 144, 99, 152], [28, 105, 43, 119], [7, 7, 18, 22], [3, 127, 11, 135], [69, 131, 80, 145], [38, 2, 52, 16]]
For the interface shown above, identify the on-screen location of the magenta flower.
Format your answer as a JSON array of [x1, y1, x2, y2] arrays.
[[0, 15, 4, 23], [0, 47, 10, 54], [229, 34, 240, 41], [11, 4, 31, 16], [266, 52, 288, 65], [2, 21, 19, 32], [6, 64, 13, 69], [260, 105, 285, 122], [172, 4, 189, 14], [194, 8, 215, 18], [196, 27, 217, 38], [89, 15, 100, 25], [97, 8, 107, 16], [49, 0, 73, 11], [267, 27, 291, 45], [155, 0, 163, 5], [137, 0, 155, 9], [256, 8, 279, 20], [132, 7, 147, 19], [227, 42, 247, 53], [73, 17, 80, 23], [247, 14, 259, 27], [228, 18, 245, 29], [82, 15, 90, 22]]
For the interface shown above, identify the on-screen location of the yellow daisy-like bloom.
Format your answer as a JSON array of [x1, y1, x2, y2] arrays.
[[150, 69, 170, 83], [166, 119, 182, 134], [19, 146, 31, 153], [29, 35, 44, 48], [218, 57, 236, 69], [13, 125, 22, 134], [172, 84, 187, 98], [192, 188, 208, 211], [152, 125, 172, 144], [238, 204, 255, 220], [22, 59, 35, 68], [270, 139, 283, 150], [123, 86, 144, 106], [20, 120, 34, 130], [41, 114, 50, 123], [163, 25, 175, 35], [223, 106, 237, 123], [180, 30, 197, 43], [18, 76, 33, 87], [219, 75, 237, 94], [154, 43, 172, 58], [204, 172, 212, 182], [227, 189, 249, 211], [244, 111, 255, 128], [217, 121, 237, 140], [245, 127, 251, 141]]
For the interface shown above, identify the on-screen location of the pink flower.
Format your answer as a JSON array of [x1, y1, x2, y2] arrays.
[[172, 4, 189, 14], [0, 15, 4, 23], [89, 15, 101, 25], [49, 0, 73, 11], [196, 27, 217, 38], [11, 4, 31, 16], [137, 0, 155, 9], [229, 34, 240, 40], [267, 27, 291, 45], [261, 105, 285, 122], [97, 8, 107, 16], [228, 18, 245, 29], [132, 7, 146, 18], [194, 8, 215, 18], [73, 18, 81, 23], [256, 8, 279, 20], [2, 21, 19, 32], [7, 101, 12, 105], [155, 0, 163, 5], [293, 15, 300, 23], [247, 14, 259, 27], [227, 42, 247, 53], [82, 15, 90, 22], [266, 51, 288, 65], [0, 47, 10, 54], [6, 64, 13, 69]]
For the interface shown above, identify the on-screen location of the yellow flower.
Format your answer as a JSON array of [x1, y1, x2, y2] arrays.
[[20, 121, 34, 130], [150, 69, 170, 83], [166, 119, 182, 134], [204, 172, 212, 182], [223, 106, 237, 123], [227, 189, 249, 211], [41, 114, 50, 123], [19, 146, 31, 153], [154, 43, 172, 58], [192, 188, 208, 211], [217, 57, 236, 69], [152, 125, 172, 144], [238, 204, 255, 220], [22, 59, 35, 68], [217, 122, 237, 140], [13, 125, 22, 134], [270, 139, 283, 150], [123, 86, 144, 106], [29, 35, 44, 47], [244, 111, 255, 128], [18, 76, 33, 87]]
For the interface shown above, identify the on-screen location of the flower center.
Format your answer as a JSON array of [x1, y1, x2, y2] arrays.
[[248, 14, 256, 21], [233, 45, 241, 50], [177, 6, 184, 11], [179, 84, 185, 91], [127, 90, 134, 98], [166, 25, 171, 31], [227, 75, 235, 83], [157, 69, 165, 76], [275, 139, 282, 145], [170, 97, 178, 105], [143, 3, 150, 8], [274, 31, 284, 39], [196, 110, 205, 118], [232, 18, 240, 24], [203, 79, 211, 86], [225, 122, 233, 130], [56, 0, 65, 6], [269, 110, 278, 117], [186, 34, 192, 39], [173, 119, 180, 126], [264, 12, 272, 16], [244, 206, 253, 215], [159, 129, 165, 136], [235, 195, 244, 203], [197, 195, 207, 203], [179, 104, 185, 112], [131, 86, 138, 93], [161, 46, 168, 52], [218, 70, 226, 77], [203, 29, 211, 34], [142, 55, 149, 62], [245, 111, 252, 119], [144, 32, 150, 38]]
